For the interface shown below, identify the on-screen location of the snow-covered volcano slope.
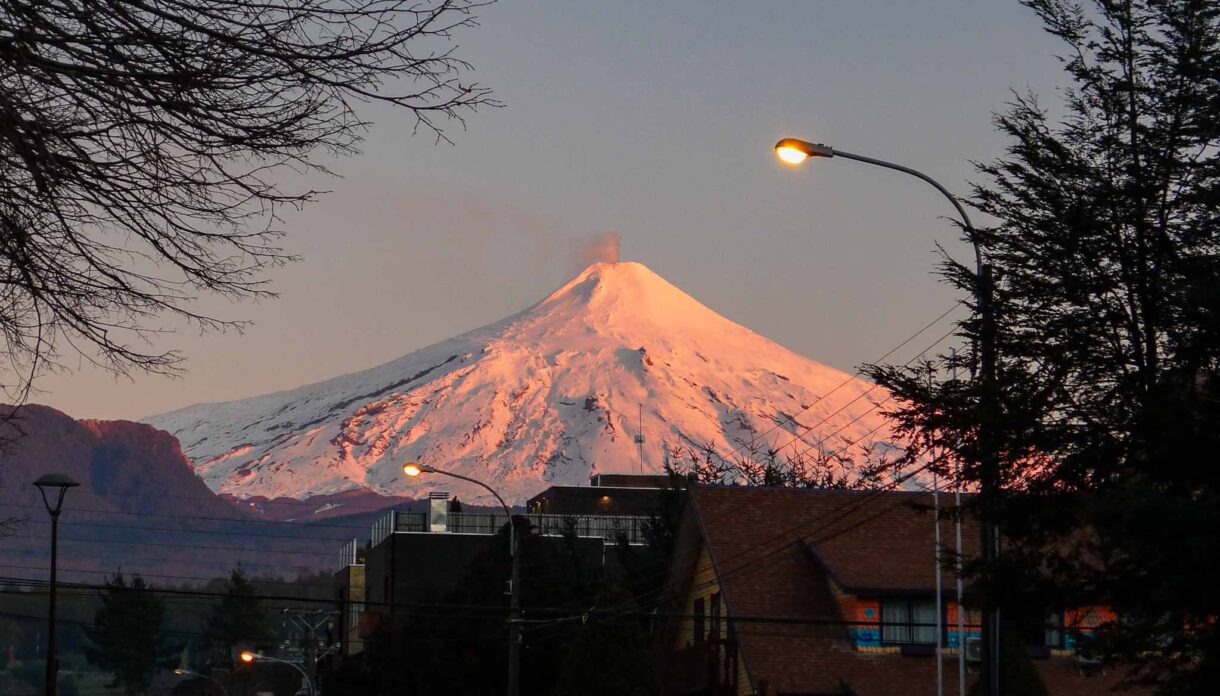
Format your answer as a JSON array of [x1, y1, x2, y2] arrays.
[[145, 262, 891, 504]]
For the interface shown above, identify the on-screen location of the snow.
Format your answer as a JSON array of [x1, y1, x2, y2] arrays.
[[144, 262, 893, 504]]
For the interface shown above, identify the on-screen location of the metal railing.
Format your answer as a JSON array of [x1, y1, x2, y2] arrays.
[[364, 510, 651, 557], [449, 511, 511, 535], [396, 511, 426, 532], [447, 512, 650, 544], [339, 538, 362, 567]]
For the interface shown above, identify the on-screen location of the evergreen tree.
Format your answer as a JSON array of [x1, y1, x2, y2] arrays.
[[205, 569, 270, 666], [867, 2, 1220, 693], [85, 574, 173, 695], [966, 629, 1050, 696], [552, 587, 659, 696]]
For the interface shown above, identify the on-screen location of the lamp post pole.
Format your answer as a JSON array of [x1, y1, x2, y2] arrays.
[[403, 463, 521, 696], [775, 138, 1001, 696], [32, 473, 80, 696]]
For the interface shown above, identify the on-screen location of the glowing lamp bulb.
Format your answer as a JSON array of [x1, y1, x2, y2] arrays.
[[403, 463, 422, 477], [239, 651, 256, 664], [776, 146, 809, 165]]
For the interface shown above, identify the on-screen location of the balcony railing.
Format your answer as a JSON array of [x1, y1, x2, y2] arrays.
[[366, 510, 651, 551], [447, 512, 650, 544], [395, 511, 426, 533]]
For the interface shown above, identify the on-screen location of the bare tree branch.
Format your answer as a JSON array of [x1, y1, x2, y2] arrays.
[[0, 0, 498, 402]]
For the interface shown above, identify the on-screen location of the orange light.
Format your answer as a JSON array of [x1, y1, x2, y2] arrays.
[[776, 146, 809, 165], [239, 651, 256, 664], [403, 463, 422, 477]]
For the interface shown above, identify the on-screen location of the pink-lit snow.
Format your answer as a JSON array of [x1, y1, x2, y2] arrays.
[[145, 262, 894, 504]]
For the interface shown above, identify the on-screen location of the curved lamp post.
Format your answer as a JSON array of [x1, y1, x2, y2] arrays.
[[239, 651, 312, 696], [33, 473, 79, 696], [173, 668, 229, 696], [403, 462, 521, 696], [774, 137, 1000, 696]]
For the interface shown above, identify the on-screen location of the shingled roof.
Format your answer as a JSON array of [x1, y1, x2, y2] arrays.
[[682, 485, 1147, 696]]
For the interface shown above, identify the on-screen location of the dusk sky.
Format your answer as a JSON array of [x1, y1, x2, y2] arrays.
[[39, 1, 1064, 420]]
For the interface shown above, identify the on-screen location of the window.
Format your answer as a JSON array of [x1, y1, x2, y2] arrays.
[[1025, 610, 1064, 648], [710, 592, 722, 642], [881, 598, 939, 645], [693, 597, 706, 645]]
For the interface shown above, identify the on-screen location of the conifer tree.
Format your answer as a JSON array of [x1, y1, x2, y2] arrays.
[[867, 2, 1220, 692], [552, 587, 659, 696], [205, 568, 270, 666], [85, 574, 173, 695]]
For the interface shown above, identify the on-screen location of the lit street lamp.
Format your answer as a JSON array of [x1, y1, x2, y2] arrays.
[[403, 462, 522, 696], [32, 473, 79, 696], [774, 136, 1001, 696], [239, 651, 313, 696], [173, 668, 229, 696]]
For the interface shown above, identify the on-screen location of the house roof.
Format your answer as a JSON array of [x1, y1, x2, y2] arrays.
[[685, 485, 1149, 696], [692, 485, 977, 595]]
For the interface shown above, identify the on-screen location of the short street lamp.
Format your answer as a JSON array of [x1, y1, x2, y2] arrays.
[[173, 668, 229, 696], [239, 651, 313, 696], [774, 136, 1002, 696], [33, 473, 79, 696], [403, 462, 522, 696]]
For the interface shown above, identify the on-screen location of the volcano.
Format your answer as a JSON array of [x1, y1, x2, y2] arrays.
[[145, 262, 892, 505]]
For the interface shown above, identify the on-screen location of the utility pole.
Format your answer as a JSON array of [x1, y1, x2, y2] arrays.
[[978, 265, 1002, 696], [952, 348, 967, 696], [282, 609, 335, 693], [507, 515, 522, 696]]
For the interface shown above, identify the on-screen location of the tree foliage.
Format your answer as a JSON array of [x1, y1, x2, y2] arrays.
[[0, 0, 496, 401], [85, 573, 174, 696], [552, 586, 658, 696], [204, 568, 269, 666], [867, 1, 1220, 692]]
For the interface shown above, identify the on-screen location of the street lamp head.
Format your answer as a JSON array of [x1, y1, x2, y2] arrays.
[[774, 138, 834, 165], [402, 462, 437, 477], [33, 473, 80, 515], [239, 651, 257, 664]]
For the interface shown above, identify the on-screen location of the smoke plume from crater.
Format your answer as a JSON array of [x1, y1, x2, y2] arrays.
[[573, 232, 621, 270]]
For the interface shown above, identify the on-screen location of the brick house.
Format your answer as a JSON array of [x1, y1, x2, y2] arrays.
[[658, 485, 1144, 696]]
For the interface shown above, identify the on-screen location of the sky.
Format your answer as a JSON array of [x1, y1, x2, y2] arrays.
[[36, 1, 1066, 421]]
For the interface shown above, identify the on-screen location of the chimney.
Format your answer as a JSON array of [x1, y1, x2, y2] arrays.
[[429, 492, 449, 532]]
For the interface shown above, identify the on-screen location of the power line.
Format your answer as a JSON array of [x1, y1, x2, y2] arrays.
[[2, 500, 401, 532], [718, 303, 960, 464], [3, 532, 358, 559]]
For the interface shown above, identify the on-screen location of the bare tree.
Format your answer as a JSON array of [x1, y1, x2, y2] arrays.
[[0, 0, 497, 402], [666, 436, 897, 489]]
